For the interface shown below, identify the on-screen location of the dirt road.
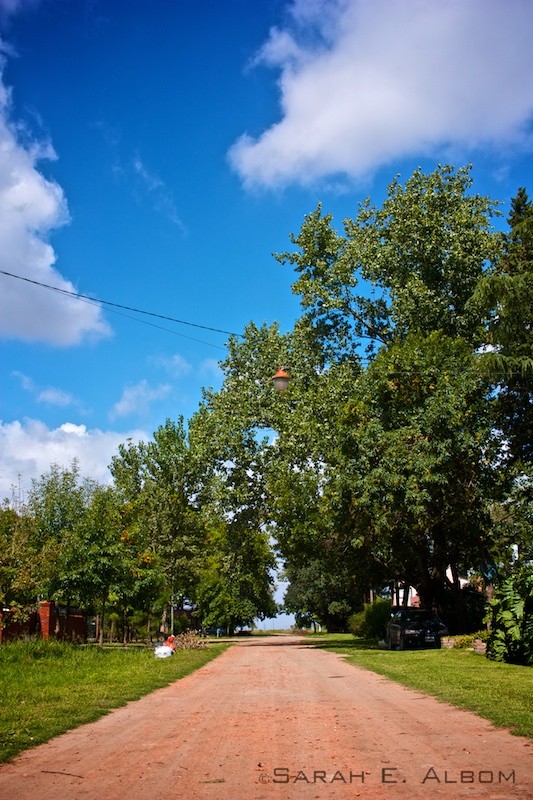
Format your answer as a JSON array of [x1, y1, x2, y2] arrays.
[[0, 636, 531, 800]]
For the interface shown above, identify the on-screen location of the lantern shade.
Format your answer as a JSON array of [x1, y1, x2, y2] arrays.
[[272, 368, 291, 392]]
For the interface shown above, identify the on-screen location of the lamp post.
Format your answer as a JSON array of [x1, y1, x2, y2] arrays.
[[271, 368, 291, 393]]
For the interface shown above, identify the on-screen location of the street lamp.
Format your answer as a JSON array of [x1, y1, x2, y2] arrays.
[[271, 368, 291, 392]]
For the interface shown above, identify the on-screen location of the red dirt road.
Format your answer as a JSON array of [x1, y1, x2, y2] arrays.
[[0, 635, 531, 800]]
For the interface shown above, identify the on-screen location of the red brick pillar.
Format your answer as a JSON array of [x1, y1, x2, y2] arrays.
[[38, 601, 54, 639]]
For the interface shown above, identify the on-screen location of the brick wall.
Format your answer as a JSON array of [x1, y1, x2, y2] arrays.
[[0, 602, 87, 643]]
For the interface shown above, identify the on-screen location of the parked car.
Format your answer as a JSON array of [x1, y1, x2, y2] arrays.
[[387, 608, 447, 650]]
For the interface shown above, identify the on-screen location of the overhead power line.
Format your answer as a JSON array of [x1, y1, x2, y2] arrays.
[[0, 269, 243, 339]]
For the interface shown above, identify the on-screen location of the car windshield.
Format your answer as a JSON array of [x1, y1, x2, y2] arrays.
[[396, 611, 438, 623]]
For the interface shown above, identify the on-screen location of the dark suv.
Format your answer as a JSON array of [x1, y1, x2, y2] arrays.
[[387, 608, 447, 650]]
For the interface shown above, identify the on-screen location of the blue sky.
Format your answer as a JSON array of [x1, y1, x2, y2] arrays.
[[1, 0, 533, 504]]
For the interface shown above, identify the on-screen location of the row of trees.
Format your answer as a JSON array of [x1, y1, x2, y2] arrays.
[[1, 165, 532, 643], [188, 165, 531, 634], [0, 419, 277, 640]]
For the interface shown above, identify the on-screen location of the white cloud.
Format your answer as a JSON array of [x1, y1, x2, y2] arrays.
[[110, 380, 171, 420], [36, 387, 77, 407], [12, 370, 78, 408], [0, 55, 111, 344], [151, 352, 193, 378], [0, 418, 148, 501], [133, 153, 185, 231], [229, 0, 533, 188], [12, 370, 34, 392]]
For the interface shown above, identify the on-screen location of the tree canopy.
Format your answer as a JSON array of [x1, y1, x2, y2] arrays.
[[2, 165, 531, 639]]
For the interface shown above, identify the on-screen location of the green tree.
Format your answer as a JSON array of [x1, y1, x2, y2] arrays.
[[142, 419, 207, 613], [76, 484, 145, 645], [0, 505, 37, 613], [248, 166, 506, 626], [110, 419, 209, 632], [27, 461, 93, 608], [283, 559, 357, 633], [196, 522, 277, 633], [474, 187, 533, 466], [189, 395, 278, 631], [340, 332, 495, 625], [278, 164, 501, 357]]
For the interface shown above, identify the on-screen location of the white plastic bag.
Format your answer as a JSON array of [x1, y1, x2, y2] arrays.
[[154, 645, 174, 658]]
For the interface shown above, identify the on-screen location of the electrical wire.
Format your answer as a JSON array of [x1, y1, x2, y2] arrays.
[[0, 268, 242, 340], [72, 293, 228, 350], [1, 269, 523, 375]]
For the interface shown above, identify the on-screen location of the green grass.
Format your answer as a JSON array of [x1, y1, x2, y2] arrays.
[[314, 634, 533, 738], [0, 639, 227, 763]]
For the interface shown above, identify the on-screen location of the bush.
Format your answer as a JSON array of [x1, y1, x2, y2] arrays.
[[450, 631, 488, 648], [348, 598, 391, 640], [485, 567, 533, 666], [347, 610, 366, 637]]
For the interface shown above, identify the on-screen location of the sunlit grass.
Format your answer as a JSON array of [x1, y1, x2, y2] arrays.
[[315, 634, 533, 738], [0, 639, 227, 762]]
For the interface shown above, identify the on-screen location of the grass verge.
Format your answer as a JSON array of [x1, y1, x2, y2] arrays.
[[0, 639, 227, 763], [314, 634, 533, 738]]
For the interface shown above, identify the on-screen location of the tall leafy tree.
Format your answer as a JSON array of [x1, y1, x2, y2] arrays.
[[142, 419, 207, 608], [0, 505, 37, 613], [474, 187, 533, 466], [277, 164, 501, 357], [77, 484, 132, 645], [27, 461, 93, 607], [111, 419, 209, 630], [189, 369, 279, 631], [471, 188, 533, 574], [263, 166, 502, 622], [339, 332, 495, 622]]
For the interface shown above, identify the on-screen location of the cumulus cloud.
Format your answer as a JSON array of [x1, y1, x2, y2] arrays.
[[229, 0, 533, 188], [0, 54, 111, 344], [110, 380, 171, 420], [0, 418, 148, 501]]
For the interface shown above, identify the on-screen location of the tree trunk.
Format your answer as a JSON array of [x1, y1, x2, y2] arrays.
[[147, 612, 152, 642], [160, 604, 168, 635], [123, 609, 128, 645], [99, 597, 106, 647]]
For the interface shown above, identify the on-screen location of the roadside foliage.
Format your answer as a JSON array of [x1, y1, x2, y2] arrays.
[[1, 165, 532, 653]]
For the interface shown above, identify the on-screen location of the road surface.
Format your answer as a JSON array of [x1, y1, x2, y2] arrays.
[[0, 635, 531, 799]]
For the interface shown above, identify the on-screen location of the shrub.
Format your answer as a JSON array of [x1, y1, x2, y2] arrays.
[[450, 631, 488, 648], [485, 567, 533, 666], [347, 610, 366, 637], [348, 598, 391, 640]]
